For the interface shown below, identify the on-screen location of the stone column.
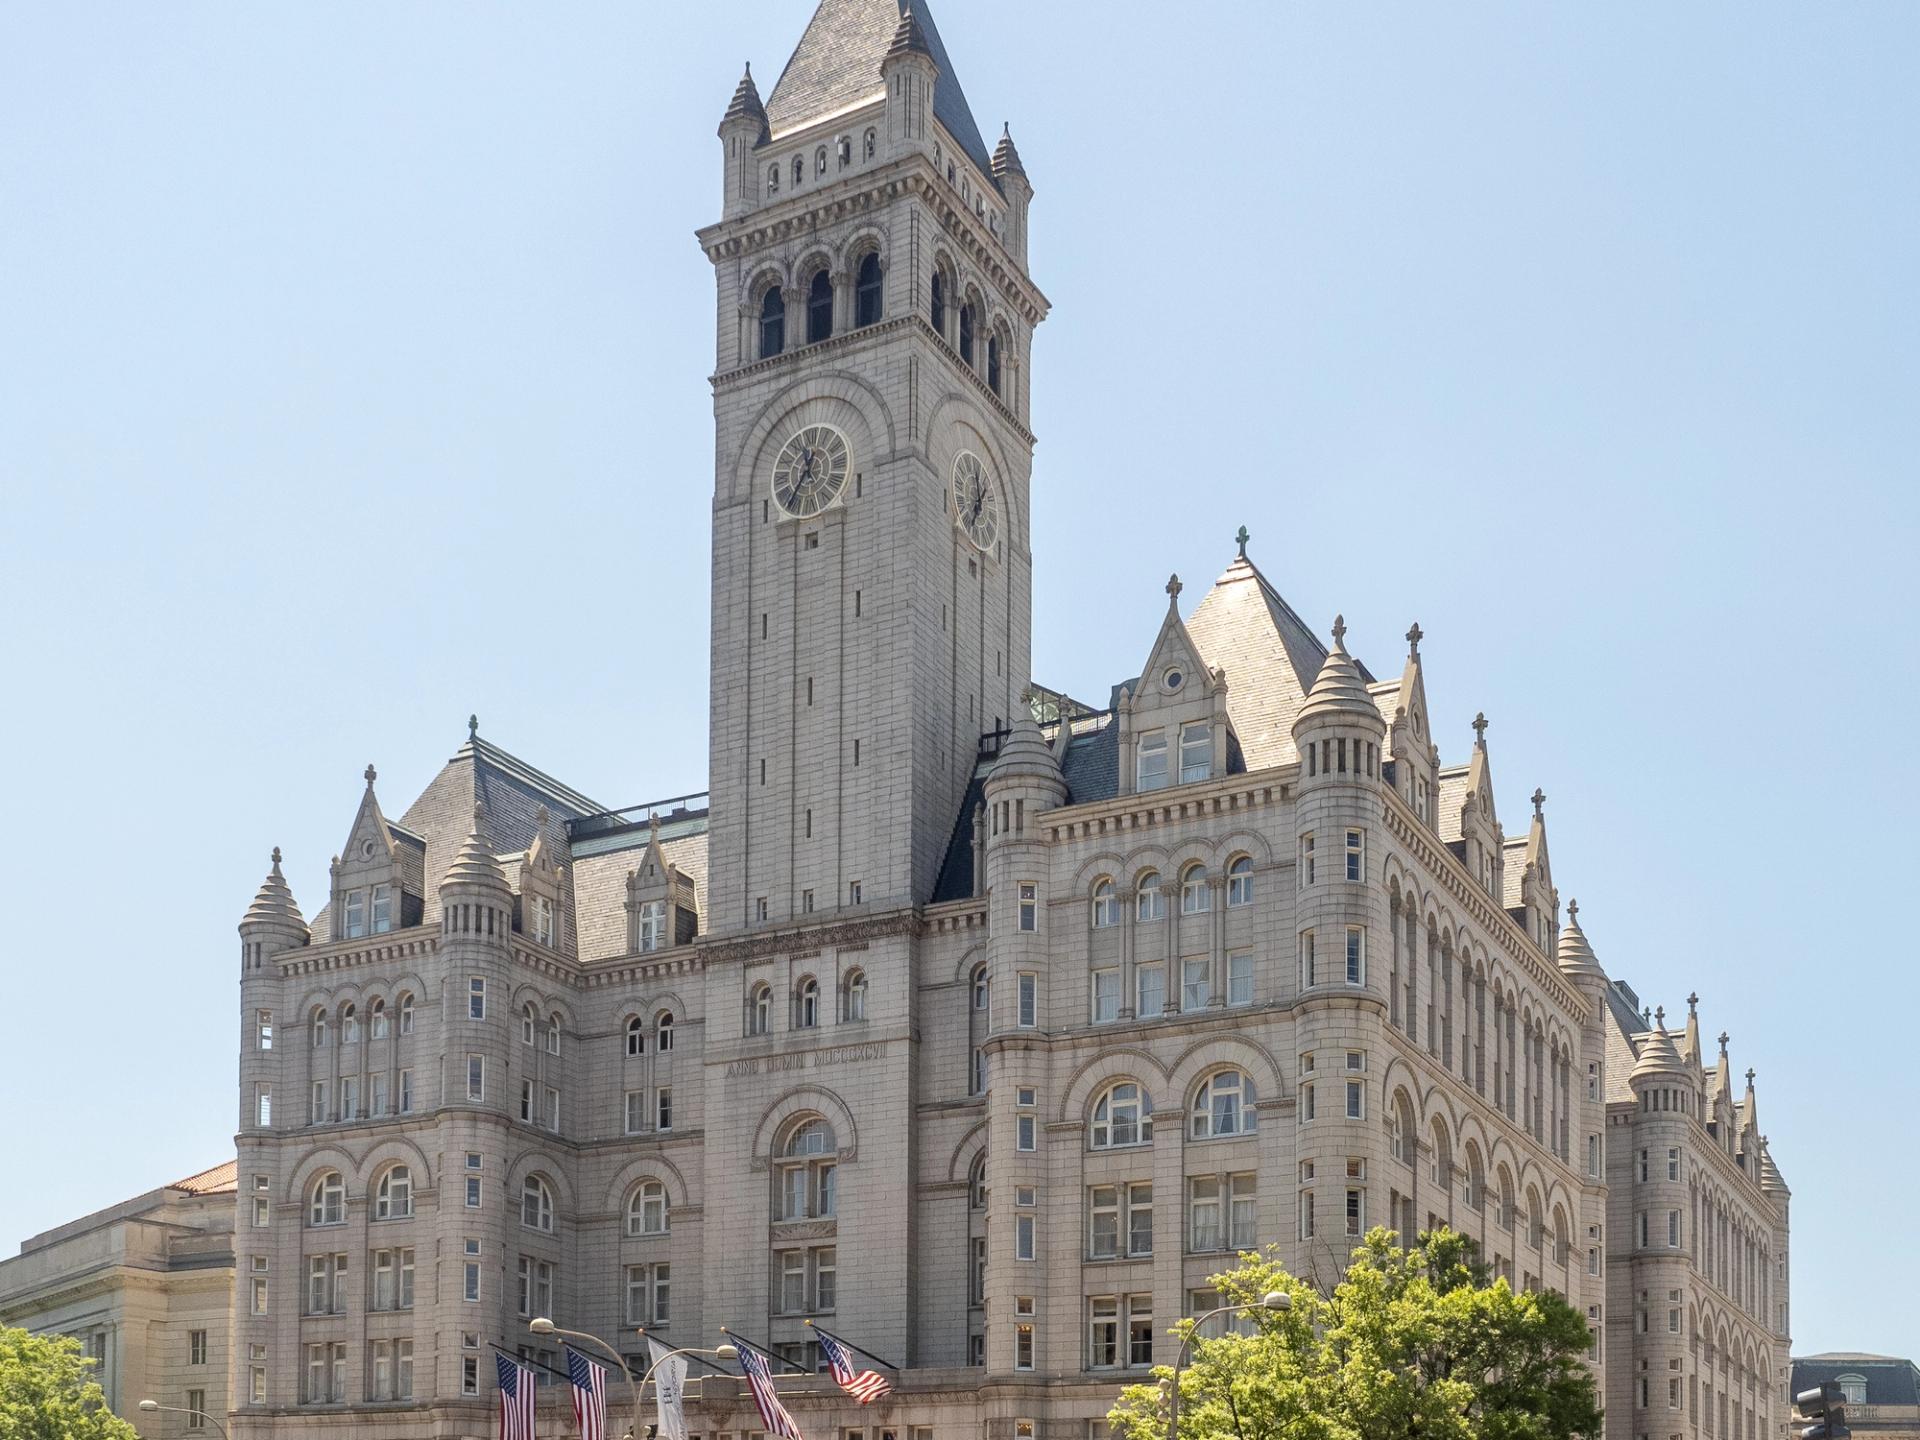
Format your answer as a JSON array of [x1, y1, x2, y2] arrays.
[[1208, 877, 1227, 1005]]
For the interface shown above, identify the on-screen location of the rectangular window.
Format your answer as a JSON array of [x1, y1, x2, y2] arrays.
[[1181, 957, 1210, 1011], [1189, 1176, 1221, 1252], [1136, 730, 1168, 791], [1346, 1188, 1365, 1237], [1092, 968, 1121, 1022], [257, 1010, 273, 1050], [1301, 1081, 1314, 1122], [1128, 1295, 1154, 1367], [469, 977, 486, 1019], [343, 889, 365, 939], [1587, 1134, 1601, 1178], [1017, 972, 1037, 1027], [1015, 1214, 1035, 1261], [250, 1363, 267, 1405], [1667, 1210, 1681, 1247], [371, 884, 392, 934], [467, 1055, 484, 1101], [252, 1174, 271, 1229], [1227, 951, 1253, 1006], [1345, 927, 1365, 985], [1016, 1114, 1036, 1151], [370, 1073, 388, 1118], [1088, 1297, 1119, 1368], [520, 1079, 534, 1122], [185, 1388, 205, 1426], [1667, 1147, 1681, 1180], [546, 1086, 561, 1131], [532, 893, 553, 945], [626, 1091, 646, 1135], [189, 1330, 207, 1366], [1345, 829, 1364, 882], [1135, 963, 1165, 1016], [1300, 930, 1316, 988], [1014, 1323, 1034, 1370], [1298, 1189, 1315, 1239], [339, 1076, 358, 1120], [1179, 721, 1211, 783], [397, 1069, 413, 1114], [848, 880, 861, 906], [310, 1080, 327, 1125], [1299, 833, 1315, 886], [1018, 882, 1038, 931], [1346, 1079, 1365, 1119], [463, 1239, 482, 1302], [656, 1087, 673, 1131], [255, 1084, 272, 1127]]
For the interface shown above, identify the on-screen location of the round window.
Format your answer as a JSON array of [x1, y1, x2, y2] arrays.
[[1163, 668, 1184, 693]]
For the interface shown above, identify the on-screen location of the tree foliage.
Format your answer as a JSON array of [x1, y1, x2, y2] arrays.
[[0, 1325, 140, 1440], [1109, 1228, 1603, 1440]]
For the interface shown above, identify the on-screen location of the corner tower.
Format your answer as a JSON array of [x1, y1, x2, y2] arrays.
[[698, 0, 1048, 932]]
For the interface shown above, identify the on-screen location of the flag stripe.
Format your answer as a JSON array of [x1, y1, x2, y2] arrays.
[[739, 1344, 807, 1440], [497, 1354, 538, 1440], [818, 1331, 894, 1405], [567, 1348, 608, 1440]]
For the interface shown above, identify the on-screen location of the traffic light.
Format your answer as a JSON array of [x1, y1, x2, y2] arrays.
[[1796, 1380, 1850, 1440]]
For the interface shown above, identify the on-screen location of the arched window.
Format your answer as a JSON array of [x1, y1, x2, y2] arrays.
[[1089, 1081, 1152, 1149], [369, 997, 388, 1039], [958, 303, 975, 365], [778, 1118, 837, 1220], [843, 969, 868, 1022], [520, 1175, 555, 1232], [971, 964, 989, 1011], [746, 983, 772, 1037], [521, 1004, 537, 1046], [1498, 1169, 1516, 1231], [1180, 863, 1211, 914], [1227, 856, 1254, 906], [308, 1171, 344, 1227], [837, 136, 852, 169], [863, 128, 876, 160], [546, 1014, 561, 1056], [767, 164, 780, 196], [1191, 1070, 1257, 1138], [1837, 1375, 1867, 1407], [814, 145, 827, 176], [806, 269, 832, 344], [374, 1165, 412, 1220], [791, 155, 804, 188], [759, 286, 785, 359], [986, 333, 1001, 394], [1090, 879, 1119, 928], [1464, 1146, 1485, 1211], [340, 1003, 359, 1044], [930, 272, 946, 334], [855, 252, 883, 327], [311, 1008, 329, 1048], [1135, 872, 1166, 922], [795, 976, 821, 1029], [627, 1180, 668, 1237], [655, 1011, 674, 1052], [626, 1016, 646, 1057], [968, 1153, 986, 1209], [396, 992, 414, 1036]]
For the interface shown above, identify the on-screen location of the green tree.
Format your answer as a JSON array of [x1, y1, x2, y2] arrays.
[[0, 1325, 139, 1440], [1109, 1228, 1603, 1440]]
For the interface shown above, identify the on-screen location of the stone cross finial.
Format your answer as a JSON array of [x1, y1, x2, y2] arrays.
[[1406, 621, 1422, 655], [1472, 712, 1488, 744], [1235, 525, 1250, 559], [1745, 1068, 1755, 1086], [1654, 1006, 1665, 1028], [364, 763, 377, 787], [1166, 573, 1182, 603], [469, 714, 479, 740], [1331, 614, 1346, 645], [472, 802, 487, 830], [1567, 897, 1579, 921], [1531, 787, 1545, 817], [1687, 991, 1699, 1013], [271, 846, 283, 868], [1717, 1031, 1730, 1054], [1641, 1006, 1651, 1024]]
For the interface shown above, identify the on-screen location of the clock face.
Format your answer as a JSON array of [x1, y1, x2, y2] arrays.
[[950, 451, 1000, 552], [771, 425, 851, 519]]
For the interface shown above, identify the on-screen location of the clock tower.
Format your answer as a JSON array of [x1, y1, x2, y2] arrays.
[[698, 0, 1046, 934]]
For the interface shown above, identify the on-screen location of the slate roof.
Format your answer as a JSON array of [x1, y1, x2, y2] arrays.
[[1791, 1355, 1920, 1407], [571, 815, 710, 963], [765, 0, 997, 188]]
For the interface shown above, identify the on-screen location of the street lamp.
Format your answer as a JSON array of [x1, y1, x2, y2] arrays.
[[138, 1398, 232, 1440], [529, 1318, 736, 1440], [1164, 1292, 1290, 1440]]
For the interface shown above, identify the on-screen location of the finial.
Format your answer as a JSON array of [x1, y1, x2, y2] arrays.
[[1002, 120, 1010, 138], [1567, 897, 1579, 921], [1745, 1067, 1755, 1086], [1234, 524, 1250, 559], [744, 61, 752, 78], [1717, 1031, 1729, 1054], [472, 802, 487, 830], [1641, 1005, 1651, 1024], [1330, 613, 1346, 646], [1654, 1006, 1665, 1029], [468, 713, 479, 740], [535, 804, 550, 828], [270, 846, 283, 870], [1405, 621, 1422, 656], [1531, 787, 1545, 818], [364, 763, 377, 788], [648, 811, 662, 835], [1165, 573, 1182, 603], [1472, 712, 1488, 745], [1687, 991, 1699, 1013]]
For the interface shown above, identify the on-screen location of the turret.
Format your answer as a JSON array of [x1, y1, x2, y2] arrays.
[[881, 9, 939, 152], [1293, 615, 1387, 786], [239, 846, 308, 968], [991, 123, 1032, 265], [981, 713, 1067, 1027], [238, 846, 307, 1135], [717, 63, 768, 219], [439, 803, 511, 943]]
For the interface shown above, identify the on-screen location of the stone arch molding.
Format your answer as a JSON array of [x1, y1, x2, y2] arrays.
[[728, 373, 897, 505], [749, 1084, 859, 1166], [605, 1153, 693, 1213]]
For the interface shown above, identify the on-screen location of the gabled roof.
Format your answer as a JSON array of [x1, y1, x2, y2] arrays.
[[170, 1160, 238, 1196], [765, 0, 995, 185]]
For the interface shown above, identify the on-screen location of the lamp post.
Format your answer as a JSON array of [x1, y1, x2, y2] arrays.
[[1164, 1291, 1290, 1440], [137, 1399, 232, 1440], [529, 1318, 736, 1440]]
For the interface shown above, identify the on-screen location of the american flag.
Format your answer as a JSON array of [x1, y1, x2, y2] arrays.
[[738, 1343, 806, 1440], [816, 1331, 892, 1404], [496, 1353, 537, 1440], [566, 1348, 608, 1440]]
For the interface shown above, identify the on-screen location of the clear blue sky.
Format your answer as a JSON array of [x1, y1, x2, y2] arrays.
[[2, 1, 1914, 1360]]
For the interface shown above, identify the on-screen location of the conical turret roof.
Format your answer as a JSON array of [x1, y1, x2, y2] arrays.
[[241, 847, 308, 934], [1554, 898, 1603, 979], [988, 712, 1065, 792], [992, 122, 1025, 180], [1630, 1008, 1686, 1080], [1295, 616, 1383, 729], [885, 7, 933, 60], [441, 804, 510, 894], [720, 63, 769, 139]]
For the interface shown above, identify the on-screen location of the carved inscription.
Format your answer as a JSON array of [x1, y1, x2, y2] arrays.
[[725, 1040, 887, 1078]]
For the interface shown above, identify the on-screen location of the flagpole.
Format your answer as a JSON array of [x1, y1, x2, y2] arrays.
[[803, 1320, 903, 1374], [717, 1328, 811, 1376], [530, 1324, 641, 1440], [488, 1341, 572, 1385]]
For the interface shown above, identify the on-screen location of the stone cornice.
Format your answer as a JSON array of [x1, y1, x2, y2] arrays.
[[1042, 774, 1290, 844], [695, 908, 920, 966], [1381, 789, 1585, 1020], [276, 931, 436, 979]]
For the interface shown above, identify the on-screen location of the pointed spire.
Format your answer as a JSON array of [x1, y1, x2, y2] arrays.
[[991, 120, 1026, 180], [441, 802, 509, 894], [886, 7, 934, 62], [1555, 896, 1603, 979], [1296, 613, 1383, 730], [242, 847, 308, 935], [720, 62, 768, 139], [1679, 991, 1701, 1065], [1711, 1029, 1733, 1103], [1743, 1067, 1759, 1132]]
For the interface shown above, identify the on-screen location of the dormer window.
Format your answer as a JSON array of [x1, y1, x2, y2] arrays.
[[638, 900, 666, 953], [371, 884, 392, 934], [532, 895, 554, 946], [343, 890, 365, 940], [1179, 722, 1211, 783], [1135, 730, 1168, 792]]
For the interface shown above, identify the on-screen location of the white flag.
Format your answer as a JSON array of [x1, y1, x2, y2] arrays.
[[647, 1336, 689, 1440]]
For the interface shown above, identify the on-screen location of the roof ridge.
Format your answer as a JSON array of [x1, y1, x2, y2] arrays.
[[454, 735, 609, 817]]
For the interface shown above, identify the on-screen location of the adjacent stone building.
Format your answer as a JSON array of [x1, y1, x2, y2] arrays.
[[0, 4, 1795, 1440], [1790, 1355, 1920, 1439], [0, 1163, 236, 1438]]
